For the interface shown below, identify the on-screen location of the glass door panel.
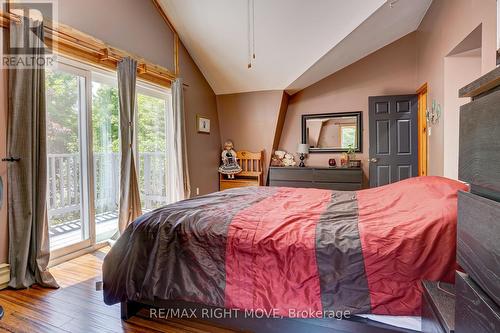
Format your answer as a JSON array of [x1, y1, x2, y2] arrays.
[[92, 76, 120, 242], [137, 91, 168, 211], [46, 66, 90, 251]]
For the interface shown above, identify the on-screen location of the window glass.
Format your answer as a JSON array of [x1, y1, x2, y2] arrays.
[[136, 89, 169, 211]]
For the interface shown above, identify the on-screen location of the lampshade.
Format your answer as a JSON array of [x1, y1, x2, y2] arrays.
[[297, 143, 309, 154]]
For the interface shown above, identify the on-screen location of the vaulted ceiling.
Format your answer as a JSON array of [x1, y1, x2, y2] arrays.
[[159, 0, 432, 95]]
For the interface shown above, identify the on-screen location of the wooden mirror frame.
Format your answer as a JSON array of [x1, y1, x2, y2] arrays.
[[301, 111, 363, 153]]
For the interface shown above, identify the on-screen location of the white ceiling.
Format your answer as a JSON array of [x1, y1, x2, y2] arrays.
[[159, 0, 432, 95]]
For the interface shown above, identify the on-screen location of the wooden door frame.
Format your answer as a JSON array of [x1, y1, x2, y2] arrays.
[[416, 83, 428, 176]]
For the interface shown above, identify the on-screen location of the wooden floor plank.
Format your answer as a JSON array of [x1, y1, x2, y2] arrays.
[[0, 247, 241, 333]]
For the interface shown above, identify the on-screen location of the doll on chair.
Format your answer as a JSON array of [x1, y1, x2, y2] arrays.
[[218, 140, 242, 179]]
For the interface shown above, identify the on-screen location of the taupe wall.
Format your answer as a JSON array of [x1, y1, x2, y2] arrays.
[[0, 0, 221, 264], [0, 70, 7, 264], [58, 0, 175, 71], [416, 0, 497, 176], [279, 33, 418, 185], [217, 90, 287, 181], [180, 43, 221, 195], [443, 50, 481, 179]]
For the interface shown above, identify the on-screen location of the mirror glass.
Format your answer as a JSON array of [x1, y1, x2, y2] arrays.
[[302, 112, 362, 153]]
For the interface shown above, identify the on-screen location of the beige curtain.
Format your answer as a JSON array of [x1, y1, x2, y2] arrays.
[[8, 17, 58, 289], [117, 57, 142, 233], [167, 78, 191, 202]]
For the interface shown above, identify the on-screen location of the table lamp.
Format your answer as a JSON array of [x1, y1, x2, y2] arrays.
[[297, 143, 309, 167]]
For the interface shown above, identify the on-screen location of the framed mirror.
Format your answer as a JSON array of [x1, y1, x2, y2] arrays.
[[302, 112, 362, 153]]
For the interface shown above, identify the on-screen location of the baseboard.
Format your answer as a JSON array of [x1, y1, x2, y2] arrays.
[[0, 263, 10, 289]]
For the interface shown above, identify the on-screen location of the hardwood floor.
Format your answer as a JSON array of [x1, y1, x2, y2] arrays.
[[0, 247, 240, 333]]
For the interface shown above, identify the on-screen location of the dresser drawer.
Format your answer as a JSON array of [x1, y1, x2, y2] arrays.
[[268, 167, 363, 191], [457, 191, 500, 305], [269, 168, 313, 182], [220, 180, 258, 190], [313, 168, 362, 183], [455, 271, 500, 333], [313, 182, 362, 191], [269, 180, 316, 188]]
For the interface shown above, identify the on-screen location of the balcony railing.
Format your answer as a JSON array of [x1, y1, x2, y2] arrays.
[[47, 152, 167, 223]]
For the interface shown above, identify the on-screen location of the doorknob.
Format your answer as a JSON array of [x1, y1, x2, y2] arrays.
[[370, 158, 378, 163]]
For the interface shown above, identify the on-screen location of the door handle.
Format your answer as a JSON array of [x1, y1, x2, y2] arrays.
[[1, 156, 20, 162], [370, 158, 378, 163]]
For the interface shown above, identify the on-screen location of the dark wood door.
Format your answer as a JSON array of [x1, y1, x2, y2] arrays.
[[369, 95, 418, 187]]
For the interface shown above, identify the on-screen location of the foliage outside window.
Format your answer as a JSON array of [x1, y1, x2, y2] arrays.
[[341, 126, 356, 148]]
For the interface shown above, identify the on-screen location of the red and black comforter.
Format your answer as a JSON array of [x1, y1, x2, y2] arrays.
[[103, 176, 467, 316]]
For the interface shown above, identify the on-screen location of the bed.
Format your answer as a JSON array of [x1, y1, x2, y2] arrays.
[[103, 176, 468, 333]]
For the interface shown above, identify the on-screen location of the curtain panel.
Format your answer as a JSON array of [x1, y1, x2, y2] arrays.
[[168, 78, 191, 202], [117, 57, 142, 233], [8, 17, 58, 289]]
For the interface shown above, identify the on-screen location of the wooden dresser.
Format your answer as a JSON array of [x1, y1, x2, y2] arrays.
[[422, 67, 500, 333], [269, 167, 363, 191]]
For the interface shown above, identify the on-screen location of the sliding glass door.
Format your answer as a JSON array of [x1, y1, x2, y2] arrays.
[[92, 73, 120, 242], [45, 63, 92, 254], [136, 86, 169, 211], [45, 58, 171, 258]]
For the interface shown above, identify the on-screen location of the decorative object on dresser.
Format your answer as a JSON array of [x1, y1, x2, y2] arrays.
[[269, 166, 363, 191], [302, 112, 362, 153], [296, 143, 309, 167], [453, 66, 500, 333], [270, 150, 296, 167], [219, 150, 263, 190], [346, 144, 361, 168]]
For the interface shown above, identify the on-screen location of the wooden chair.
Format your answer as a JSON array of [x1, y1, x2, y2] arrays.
[[219, 150, 264, 190]]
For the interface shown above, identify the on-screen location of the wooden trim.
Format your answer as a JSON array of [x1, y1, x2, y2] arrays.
[[0, 263, 10, 290], [174, 33, 180, 75], [417, 83, 428, 176], [416, 82, 428, 94], [151, 0, 180, 75], [0, 12, 176, 88], [151, 0, 178, 35]]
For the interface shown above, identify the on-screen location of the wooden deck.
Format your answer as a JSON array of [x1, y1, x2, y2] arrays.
[[0, 247, 240, 333]]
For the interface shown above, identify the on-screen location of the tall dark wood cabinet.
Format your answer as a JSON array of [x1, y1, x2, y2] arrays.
[[422, 67, 500, 333], [455, 68, 500, 333]]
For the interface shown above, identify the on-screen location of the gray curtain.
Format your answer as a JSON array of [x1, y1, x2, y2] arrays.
[[167, 78, 191, 202], [117, 57, 142, 233], [8, 17, 58, 289]]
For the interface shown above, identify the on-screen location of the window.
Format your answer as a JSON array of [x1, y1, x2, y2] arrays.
[[340, 125, 356, 148], [136, 85, 170, 211], [46, 64, 91, 252], [92, 73, 120, 242], [46, 57, 171, 255]]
